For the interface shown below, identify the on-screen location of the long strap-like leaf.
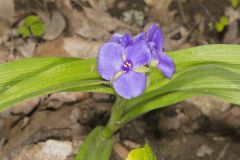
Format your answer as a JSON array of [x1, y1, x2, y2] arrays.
[[0, 44, 240, 113]]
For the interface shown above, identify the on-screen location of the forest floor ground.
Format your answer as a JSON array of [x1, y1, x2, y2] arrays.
[[0, 0, 240, 159]]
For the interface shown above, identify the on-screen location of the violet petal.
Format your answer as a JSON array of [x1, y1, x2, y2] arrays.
[[98, 42, 124, 80], [113, 71, 146, 99], [147, 23, 164, 51], [133, 32, 146, 43], [110, 33, 132, 48], [158, 52, 175, 79], [147, 42, 158, 60], [125, 40, 151, 68]]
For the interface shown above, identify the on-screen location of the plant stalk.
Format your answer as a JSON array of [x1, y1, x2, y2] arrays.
[[101, 95, 127, 138]]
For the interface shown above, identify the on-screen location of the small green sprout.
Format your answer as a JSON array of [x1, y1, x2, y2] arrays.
[[18, 15, 45, 38], [126, 143, 157, 160], [215, 16, 229, 32], [231, 0, 240, 9]]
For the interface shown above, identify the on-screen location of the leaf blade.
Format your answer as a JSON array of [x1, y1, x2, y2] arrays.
[[75, 126, 115, 160]]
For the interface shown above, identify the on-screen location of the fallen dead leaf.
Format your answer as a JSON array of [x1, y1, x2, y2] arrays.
[[34, 38, 68, 57], [56, 0, 138, 40], [64, 37, 102, 58], [35, 36, 102, 58], [84, 7, 137, 33], [123, 140, 141, 149], [57, 0, 109, 40], [42, 11, 66, 40], [113, 143, 129, 160], [0, 0, 15, 21]]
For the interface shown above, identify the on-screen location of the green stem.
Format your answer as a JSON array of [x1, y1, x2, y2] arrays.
[[101, 95, 127, 138]]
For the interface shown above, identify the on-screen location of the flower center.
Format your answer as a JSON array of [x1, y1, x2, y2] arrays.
[[122, 60, 133, 71]]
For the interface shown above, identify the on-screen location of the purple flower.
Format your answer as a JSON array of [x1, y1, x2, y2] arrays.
[[134, 24, 175, 79], [109, 33, 132, 48], [98, 40, 150, 99]]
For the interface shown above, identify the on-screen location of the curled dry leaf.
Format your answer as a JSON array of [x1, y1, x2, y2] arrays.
[[42, 11, 66, 40], [123, 140, 141, 149], [57, 0, 109, 40], [64, 37, 102, 58], [83, 7, 137, 33], [56, 0, 138, 40]]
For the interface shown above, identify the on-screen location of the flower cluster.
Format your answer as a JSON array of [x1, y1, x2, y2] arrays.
[[98, 24, 175, 99]]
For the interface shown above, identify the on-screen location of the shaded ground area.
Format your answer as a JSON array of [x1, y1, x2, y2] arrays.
[[0, 0, 240, 160], [116, 98, 240, 160]]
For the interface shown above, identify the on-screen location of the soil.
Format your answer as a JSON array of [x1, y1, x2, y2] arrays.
[[0, 0, 240, 160]]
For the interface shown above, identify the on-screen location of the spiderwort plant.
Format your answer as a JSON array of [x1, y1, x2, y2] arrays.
[[135, 24, 175, 79], [83, 24, 174, 159], [0, 23, 240, 160], [98, 39, 150, 99], [98, 24, 175, 99]]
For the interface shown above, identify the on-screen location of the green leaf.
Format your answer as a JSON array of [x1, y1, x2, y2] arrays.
[[144, 144, 157, 160], [215, 22, 224, 32], [0, 57, 113, 112], [220, 16, 229, 26], [126, 143, 157, 160], [25, 15, 42, 26], [215, 16, 228, 32], [75, 126, 115, 160], [18, 15, 45, 38], [119, 45, 240, 123], [0, 44, 240, 118], [231, 0, 240, 8], [30, 21, 45, 37], [1, 44, 240, 160], [18, 25, 30, 38]]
